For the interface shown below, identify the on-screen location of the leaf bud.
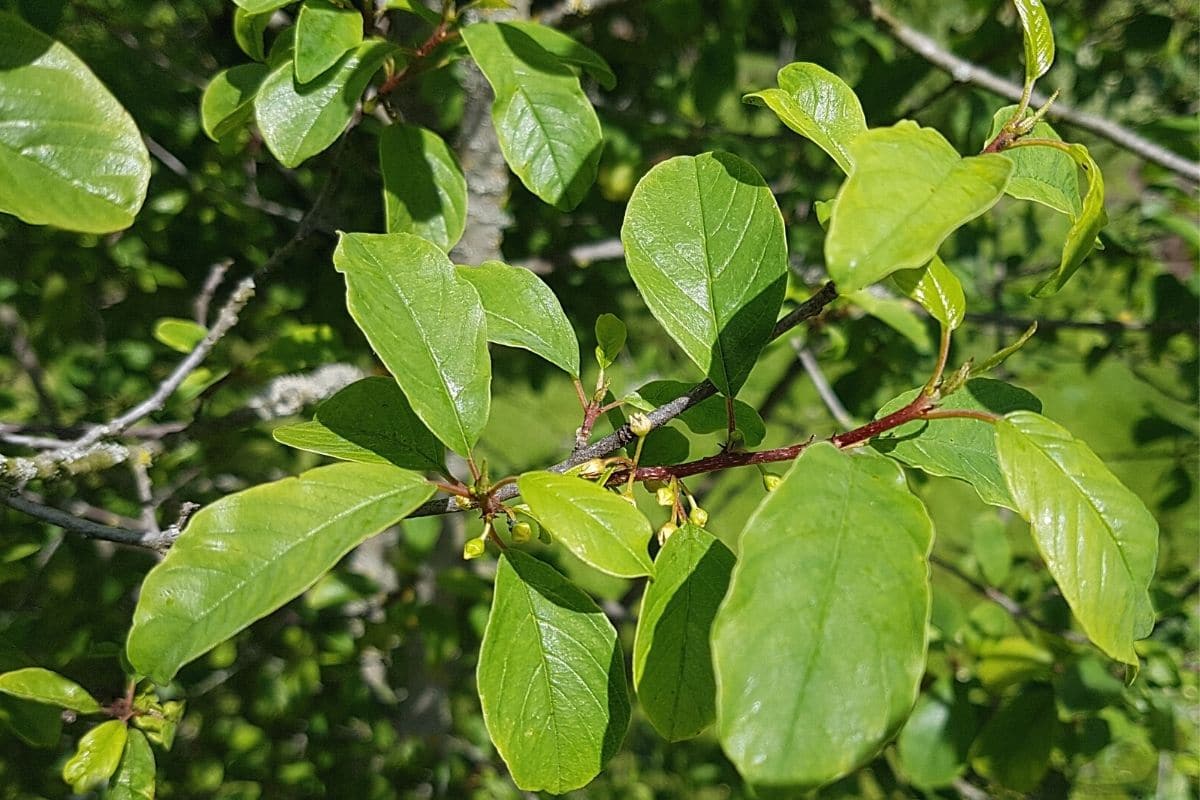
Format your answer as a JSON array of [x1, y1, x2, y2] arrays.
[[462, 536, 486, 560], [510, 521, 533, 544], [688, 506, 709, 527], [657, 521, 677, 545], [655, 486, 676, 506], [628, 412, 653, 437], [763, 473, 783, 492]]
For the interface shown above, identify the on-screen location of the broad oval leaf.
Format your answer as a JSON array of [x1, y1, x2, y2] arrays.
[[896, 685, 978, 790], [200, 63, 270, 142], [632, 525, 734, 741], [889, 255, 966, 330], [334, 232, 491, 456], [478, 551, 630, 793], [626, 380, 765, 446], [0, 11, 150, 233], [517, 471, 653, 578], [969, 684, 1057, 792], [712, 443, 933, 789], [987, 105, 1080, 219], [108, 729, 155, 800], [621, 151, 788, 396], [825, 121, 1012, 291], [294, 0, 363, 84], [272, 376, 446, 474], [255, 39, 394, 168], [62, 719, 127, 794], [233, 8, 271, 61], [0, 668, 102, 714], [461, 22, 603, 210], [1032, 143, 1106, 297], [127, 463, 434, 684], [744, 62, 867, 174], [456, 261, 580, 377], [380, 123, 468, 252], [995, 411, 1158, 664], [1013, 0, 1055, 83], [502, 20, 616, 89], [872, 378, 1042, 509]]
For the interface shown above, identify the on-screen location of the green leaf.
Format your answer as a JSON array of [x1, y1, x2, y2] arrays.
[[126, 463, 434, 684], [152, 317, 208, 354], [477, 551, 630, 793], [382, 0, 440, 23], [461, 22, 603, 210], [62, 719, 127, 794], [272, 376, 446, 473], [233, 8, 271, 61], [896, 686, 977, 790], [743, 62, 867, 174], [456, 261, 580, 377], [889, 256, 966, 330], [501, 21, 616, 89], [0, 12, 150, 233], [626, 380, 765, 447], [0, 694, 62, 748], [971, 321, 1037, 377], [232, 0, 293, 12], [976, 636, 1054, 691], [379, 123, 468, 252], [201, 64, 270, 142], [594, 313, 625, 368], [0, 668, 102, 714], [294, 0, 363, 84], [1012, 0, 1055, 83], [517, 472, 653, 578], [334, 232, 491, 456], [621, 151, 788, 396], [969, 684, 1057, 792], [107, 729, 155, 800], [712, 444, 933, 789], [872, 378, 1042, 509], [1032, 143, 1106, 297], [825, 121, 1011, 291], [987, 105, 1080, 218], [995, 411, 1158, 664], [632, 525, 734, 741], [973, 517, 1012, 585], [254, 39, 394, 167], [844, 289, 934, 353]]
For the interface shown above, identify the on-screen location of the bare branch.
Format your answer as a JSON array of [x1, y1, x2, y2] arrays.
[[130, 457, 161, 535], [792, 342, 856, 429], [537, 0, 628, 27], [194, 260, 231, 325], [2, 489, 174, 552]]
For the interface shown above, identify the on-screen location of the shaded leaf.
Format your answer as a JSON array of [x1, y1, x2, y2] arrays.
[[107, 728, 155, 800], [62, 719, 126, 794], [294, 0, 363, 84], [988, 105, 1079, 218], [0, 668, 102, 714], [0, 694, 61, 748], [845, 289, 934, 353], [889, 255, 966, 330], [594, 313, 625, 368], [503, 20, 615, 89], [201, 64, 270, 142], [1013, 0, 1055, 83], [233, 8, 271, 61], [380, 123, 467, 251], [1032, 143, 1106, 297], [970, 684, 1057, 792], [896, 685, 978, 789]]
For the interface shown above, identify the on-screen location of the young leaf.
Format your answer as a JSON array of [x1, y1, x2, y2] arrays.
[[712, 444, 933, 789], [1032, 143, 1106, 297], [743, 62, 867, 174], [272, 376, 446, 474], [255, 39, 395, 167], [621, 151, 788, 396], [334, 232, 491, 456], [233, 8, 271, 61], [971, 321, 1037, 376], [501, 21, 616, 89], [62, 719, 127, 794], [889, 256, 966, 330], [969, 684, 1057, 792], [1012, 0, 1055, 84], [518, 472, 653, 578], [995, 411, 1158, 664], [294, 0, 364, 84], [152, 318, 207, 354], [0, 668, 102, 714], [201, 64, 270, 142], [896, 686, 978, 790], [626, 380, 766, 446], [872, 378, 1042, 510], [456, 261, 581, 377], [461, 22, 603, 210], [380, 123, 468, 252], [107, 729, 155, 800], [825, 121, 1011, 291], [0, 11, 150, 233], [127, 463, 434, 684], [987, 105, 1080, 219], [594, 313, 626, 368], [632, 525, 734, 741], [478, 551, 630, 793]]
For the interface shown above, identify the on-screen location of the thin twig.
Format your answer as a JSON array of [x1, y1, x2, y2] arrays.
[[1, 490, 174, 552], [966, 311, 1197, 336], [129, 457, 161, 535], [193, 260, 231, 325], [792, 342, 856, 429]]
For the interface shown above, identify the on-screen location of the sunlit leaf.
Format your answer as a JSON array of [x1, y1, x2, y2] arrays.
[[889, 255, 966, 330], [62, 720, 126, 794], [232, 0, 292, 12], [107, 729, 155, 800], [380, 123, 467, 251], [294, 0, 363, 84], [594, 313, 625, 368], [987, 105, 1079, 218], [1032, 143, 1106, 297], [201, 64, 270, 142], [1012, 0, 1055, 83], [0, 668, 102, 714]]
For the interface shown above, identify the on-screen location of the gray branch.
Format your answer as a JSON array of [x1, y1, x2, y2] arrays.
[[1, 490, 175, 552]]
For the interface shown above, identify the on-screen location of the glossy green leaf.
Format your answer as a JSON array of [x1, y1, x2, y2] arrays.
[[334, 232, 490, 456], [825, 122, 1011, 291], [502, 21, 615, 89], [0, 12, 150, 233], [233, 8, 271, 61], [517, 471, 653, 578], [255, 39, 394, 167], [996, 411, 1158, 664], [232, 0, 292, 12], [845, 289, 934, 353], [201, 64, 270, 142], [126, 463, 434, 684], [626, 380, 765, 446], [294, 0, 363, 83], [0, 668, 102, 714], [889, 256, 966, 330], [970, 684, 1057, 792], [380, 123, 467, 252], [1032, 143, 1106, 297], [594, 313, 625, 368], [872, 378, 1042, 509], [272, 376, 446, 473], [987, 105, 1079, 218], [896, 686, 977, 789], [62, 719, 126, 794], [461, 22, 603, 210], [457, 261, 580, 377], [152, 317, 207, 354], [0, 694, 62, 748], [1013, 0, 1055, 83], [712, 444, 933, 789], [383, 0, 440, 23], [108, 729, 155, 800], [632, 525, 734, 741], [621, 151, 788, 396], [477, 551, 630, 793], [743, 62, 867, 174]]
